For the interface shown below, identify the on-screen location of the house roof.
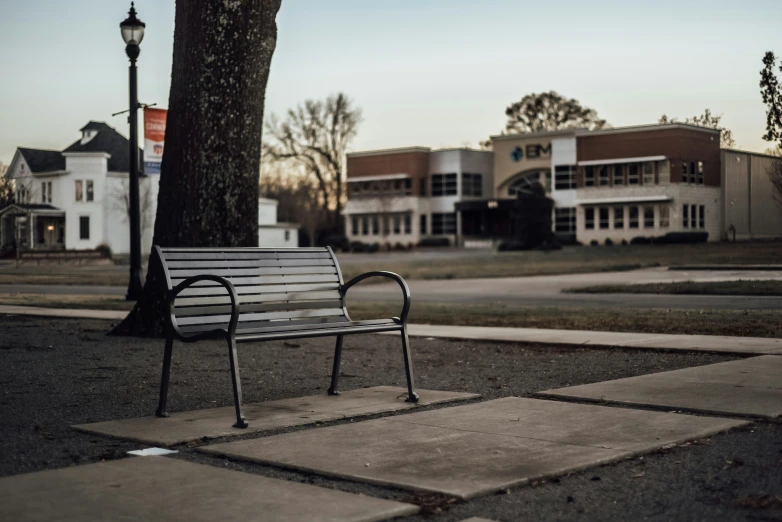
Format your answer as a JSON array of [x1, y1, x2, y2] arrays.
[[63, 121, 143, 173], [0, 203, 63, 216], [17, 148, 66, 173]]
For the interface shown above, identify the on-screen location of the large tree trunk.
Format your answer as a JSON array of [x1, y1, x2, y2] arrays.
[[111, 0, 282, 337]]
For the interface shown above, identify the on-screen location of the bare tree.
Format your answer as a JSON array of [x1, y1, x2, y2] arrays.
[[0, 162, 15, 206], [109, 178, 154, 234], [658, 109, 735, 148], [260, 162, 326, 247], [112, 0, 282, 337], [759, 52, 782, 213], [263, 93, 361, 227]]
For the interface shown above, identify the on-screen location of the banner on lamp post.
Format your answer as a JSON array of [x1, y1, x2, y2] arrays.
[[143, 107, 167, 174]]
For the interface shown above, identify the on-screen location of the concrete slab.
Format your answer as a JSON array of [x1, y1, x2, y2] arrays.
[[385, 324, 782, 356], [458, 518, 500, 522], [0, 456, 418, 522], [73, 386, 479, 447], [538, 356, 782, 418], [201, 397, 746, 499], [0, 304, 126, 320]]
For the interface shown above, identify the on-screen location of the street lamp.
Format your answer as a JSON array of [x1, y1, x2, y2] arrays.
[[120, 2, 145, 300]]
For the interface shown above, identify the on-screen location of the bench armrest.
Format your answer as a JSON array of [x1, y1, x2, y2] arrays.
[[342, 271, 411, 324], [167, 274, 240, 341]]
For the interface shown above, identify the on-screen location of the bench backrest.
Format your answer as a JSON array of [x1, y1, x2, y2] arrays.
[[155, 246, 347, 336]]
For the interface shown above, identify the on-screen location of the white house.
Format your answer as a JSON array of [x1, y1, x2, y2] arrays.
[[1, 121, 299, 255]]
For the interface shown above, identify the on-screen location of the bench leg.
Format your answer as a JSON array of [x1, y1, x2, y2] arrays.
[[400, 325, 419, 403], [226, 335, 248, 429], [155, 334, 174, 418], [327, 335, 344, 396]]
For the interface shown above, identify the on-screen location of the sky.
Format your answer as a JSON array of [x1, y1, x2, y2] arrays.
[[1, 0, 780, 165]]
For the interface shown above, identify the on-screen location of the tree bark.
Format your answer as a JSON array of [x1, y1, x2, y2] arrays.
[[111, 0, 282, 337]]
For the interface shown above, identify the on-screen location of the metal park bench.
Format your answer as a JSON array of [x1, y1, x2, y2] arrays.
[[153, 246, 418, 428]]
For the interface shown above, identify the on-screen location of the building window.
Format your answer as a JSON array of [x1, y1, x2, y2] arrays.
[[691, 205, 697, 228], [431, 173, 457, 197], [584, 207, 595, 230], [629, 206, 639, 228], [404, 178, 412, 195], [462, 173, 483, 197], [382, 215, 390, 235], [614, 207, 624, 229], [697, 161, 704, 185], [554, 207, 576, 233], [612, 164, 624, 186], [689, 162, 696, 184], [284, 230, 290, 241], [393, 215, 401, 234], [599, 207, 609, 229], [598, 166, 610, 186], [644, 206, 654, 228], [79, 216, 90, 240], [361, 216, 369, 236], [420, 214, 427, 235], [660, 205, 670, 228], [404, 214, 411, 234], [41, 181, 53, 204], [628, 164, 639, 185], [372, 215, 379, 235], [584, 167, 595, 187], [682, 204, 689, 228], [351, 216, 359, 235], [75, 180, 83, 202], [432, 212, 456, 235], [699, 205, 705, 228], [658, 160, 670, 184], [642, 162, 655, 185], [554, 165, 576, 190], [682, 161, 688, 182]]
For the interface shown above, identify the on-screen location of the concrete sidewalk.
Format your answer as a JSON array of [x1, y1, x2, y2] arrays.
[[2, 304, 780, 356]]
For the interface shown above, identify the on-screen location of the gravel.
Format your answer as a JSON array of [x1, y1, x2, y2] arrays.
[[1, 314, 779, 521]]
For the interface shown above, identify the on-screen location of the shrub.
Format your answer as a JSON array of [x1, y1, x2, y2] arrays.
[[604, 238, 613, 246], [621, 239, 628, 246], [497, 240, 528, 252], [418, 237, 450, 248], [368, 243, 380, 253], [320, 234, 349, 252], [653, 231, 709, 244], [590, 239, 599, 246], [349, 241, 368, 253], [95, 243, 112, 259], [630, 236, 652, 245]]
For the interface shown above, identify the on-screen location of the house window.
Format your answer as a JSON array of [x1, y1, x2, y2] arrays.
[[351, 216, 359, 235], [644, 206, 655, 228], [361, 216, 369, 236], [420, 214, 427, 235], [79, 216, 90, 240], [612, 164, 624, 186], [689, 162, 696, 184], [628, 164, 639, 184], [404, 214, 411, 234], [699, 205, 705, 228], [372, 215, 379, 235], [382, 215, 390, 235], [682, 161, 688, 182], [554, 165, 576, 190], [432, 212, 456, 235], [431, 173, 457, 197], [697, 161, 704, 185], [682, 204, 689, 228], [598, 166, 610, 186], [658, 160, 670, 184], [691, 205, 697, 228], [614, 207, 624, 229], [393, 215, 401, 234], [462, 173, 483, 197], [86, 180, 94, 201], [75, 180, 83, 202], [554, 207, 576, 233], [660, 205, 670, 228], [642, 162, 655, 185], [599, 207, 609, 229], [41, 182, 52, 203], [585, 207, 595, 230], [629, 206, 639, 228], [584, 167, 595, 187]]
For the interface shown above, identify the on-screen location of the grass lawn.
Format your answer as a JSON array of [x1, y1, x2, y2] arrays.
[[568, 279, 782, 296], [3, 292, 777, 339]]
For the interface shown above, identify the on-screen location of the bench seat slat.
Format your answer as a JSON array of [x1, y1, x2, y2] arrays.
[[168, 266, 337, 278], [170, 274, 339, 287], [166, 259, 335, 269], [177, 315, 350, 334], [162, 252, 331, 261], [174, 299, 343, 317], [175, 307, 345, 326], [236, 322, 402, 342], [176, 283, 340, 297]]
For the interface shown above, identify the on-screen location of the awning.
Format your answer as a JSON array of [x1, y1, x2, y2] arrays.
[[0, 204, 65, 217], [578, 155, 666, 167], [576, 195, 673, 206], [347, 173, 410, 183]]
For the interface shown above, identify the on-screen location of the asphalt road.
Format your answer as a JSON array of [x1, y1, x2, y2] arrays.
[[2, 315, 780, 521], [1, 268, 781, 309]]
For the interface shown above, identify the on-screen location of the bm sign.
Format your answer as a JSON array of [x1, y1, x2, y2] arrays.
[[510, 143, 551, 162]]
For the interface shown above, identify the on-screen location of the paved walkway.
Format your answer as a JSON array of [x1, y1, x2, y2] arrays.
[[2, 304, 780, 356]]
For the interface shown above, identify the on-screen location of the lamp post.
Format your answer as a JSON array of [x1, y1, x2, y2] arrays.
[[120, 2, 145, 301]]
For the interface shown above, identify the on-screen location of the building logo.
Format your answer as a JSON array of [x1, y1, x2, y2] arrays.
[[510, 146, 524, 162], [510, 143, 552, 162]]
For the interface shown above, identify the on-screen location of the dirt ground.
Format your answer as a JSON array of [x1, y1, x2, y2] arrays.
[[1, 315, 780, 521]]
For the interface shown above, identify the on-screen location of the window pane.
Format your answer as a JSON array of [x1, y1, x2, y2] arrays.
[[682, 205, 689, 228], [75, 180, 83, 202], [420, 214, 427, 234], [555, 207, 576, 233], [585, 208, 594, 230], [599, 207, 609, 229], [393, 215, 401, 234], [351, 217, 358, 235], [614, 207, 624, 229], [362, 216, 369, 235], [555, 166, 576, 190], [79, 216, 90, 240], [657, 160, 670, 184], [404, 214, 411, 234], [584, 167, 594, 187], [372, 216, 379, 235], [644, 206, 654, 228], [660, 205, 670, 228], [628, 164, 639, 185], [613, 164, 624, 185], [86, 181, 94, 202], [598, 166, 609, 186], [699, 205, 705, 228], [642, 162, 655, 185], [629, 206, 639, 228]]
